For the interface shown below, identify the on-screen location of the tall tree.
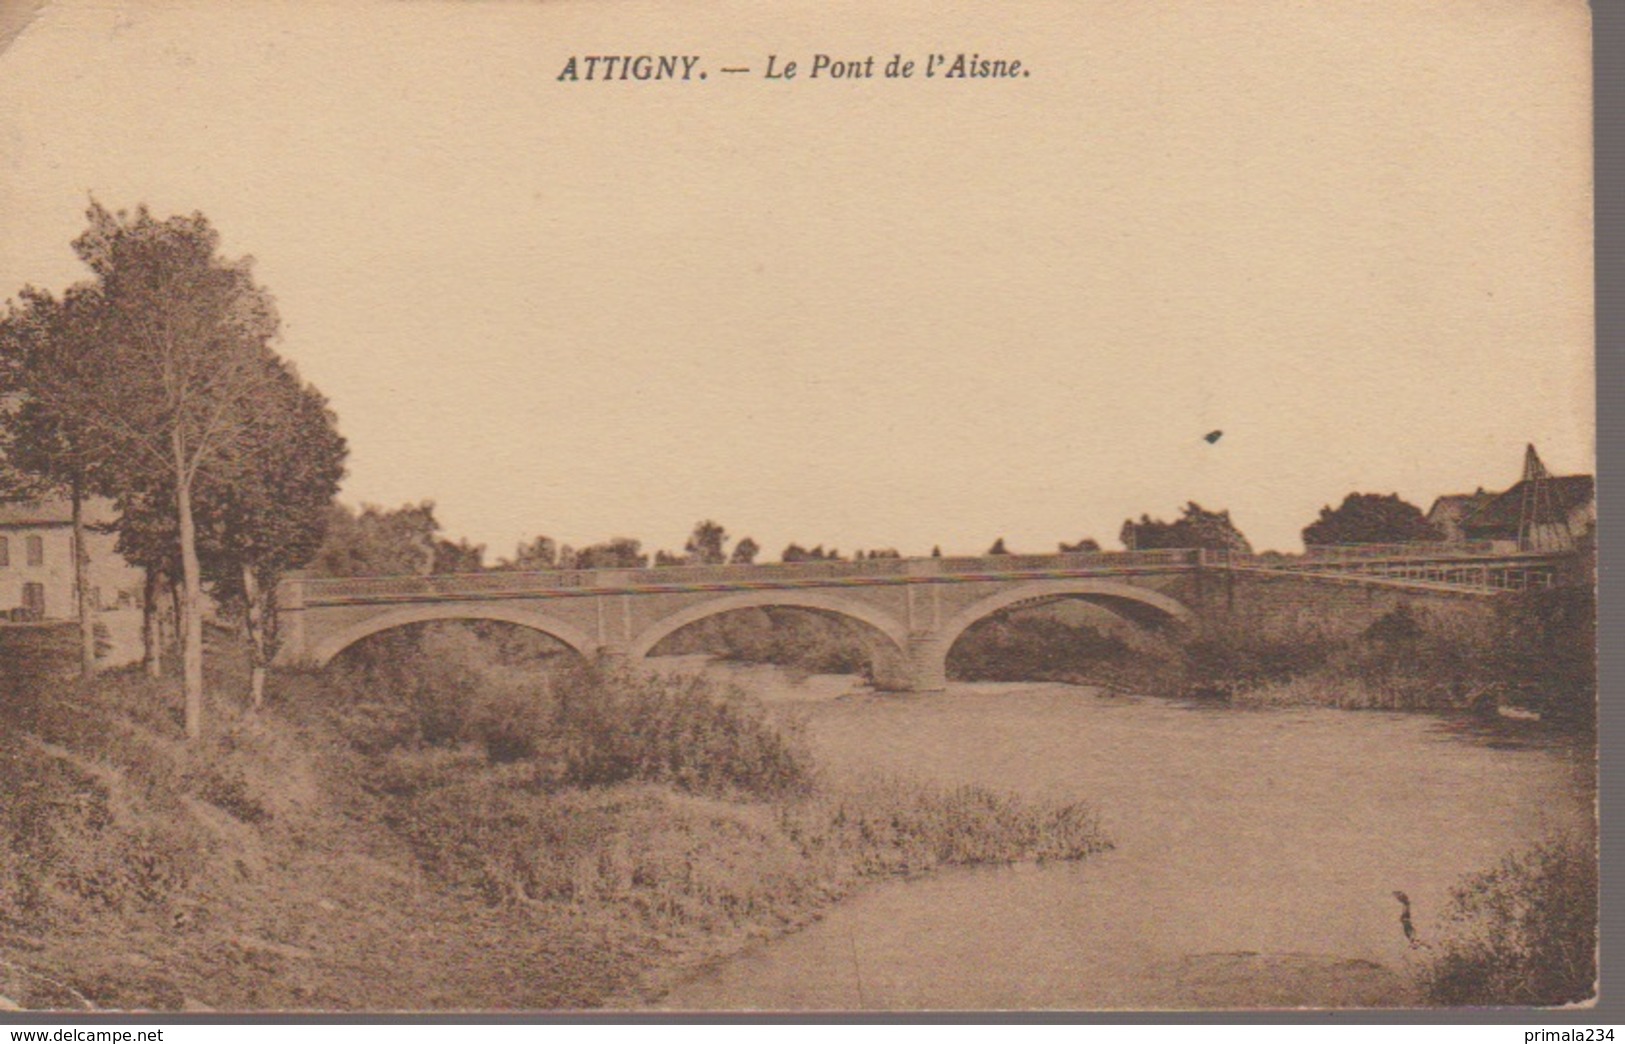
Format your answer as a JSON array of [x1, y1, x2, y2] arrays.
[[498, 535, 558, 571], [729, 537, 760, 565], [43, 204, 291, 737], [196, 360, 346, 706], [987, 538, 1010, 555], [1301, 493, 1442, 547], [0, 287, 108, 674], [573, 538, 646, 570], [310, 502, 444, 577], [432, 537, 485, 574], [684, 519, 729, 565], [1121, 502, 1253, 553], [110, 485, 184, 677]]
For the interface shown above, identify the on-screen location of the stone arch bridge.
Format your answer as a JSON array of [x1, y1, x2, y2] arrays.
[[273, 546, 1568, 691]]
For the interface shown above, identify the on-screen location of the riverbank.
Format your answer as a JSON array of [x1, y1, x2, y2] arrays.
[[946, 589, 1596, 727], [0, 645, 1109, 1011]]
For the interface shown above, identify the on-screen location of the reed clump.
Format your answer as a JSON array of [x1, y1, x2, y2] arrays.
[[1416, 835, 1597, 1007]]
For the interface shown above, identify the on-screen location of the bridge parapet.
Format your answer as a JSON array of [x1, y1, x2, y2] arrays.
[[1201, 544, 1509, 569], [287, 568, 598, 605], [280, 545, 1573, 613], [612, 557, 912, 586], [1299, 541, 1503, 560], [281, 549, 1211, 607], [936, 549, 1198, 573], [1203, 546, 1567, 593]]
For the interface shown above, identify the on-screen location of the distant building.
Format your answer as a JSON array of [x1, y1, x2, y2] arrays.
[[1425, 489, 1496, 544], [0, 497, 142, 622], [1435, 446, 1595, 553]]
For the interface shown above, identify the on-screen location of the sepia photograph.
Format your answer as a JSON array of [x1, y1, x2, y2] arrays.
[[0, 0, 1600, 1015]]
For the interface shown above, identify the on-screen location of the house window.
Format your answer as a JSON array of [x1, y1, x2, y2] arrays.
[[21, 582, 44, 619], [25, 535, 43, 566], [0, 536, 8, 567]]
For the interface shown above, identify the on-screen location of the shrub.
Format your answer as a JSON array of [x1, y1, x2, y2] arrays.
[[1419, 836, 1597, 1006], [1483, 589, 1596, 725], [781, 777, 1112, 876], [947, 615, 1134, 683], [312, 625, 812, 791], [392, 773, 1111, 932], [652, 608, 875, 677], [1363, 603, 1423, 645], [1304, 604, 1490, 710], [1260, 597, 1597, 718], [321, 622, 563, 759], [392, 781, 819, 929], [1172, 619, 1335, 699], [554, 669, 812, 800], [1175, 600, 1591, 716]]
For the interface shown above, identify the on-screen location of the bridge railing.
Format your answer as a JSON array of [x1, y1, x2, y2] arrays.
[[280, 549, 1214, 605], [610, 557, 912, 586], [285, 568, 598, 603], [1299, 541, 1503, 559], [1204, 542, 1527, 570], [278, 542, 1570, 607], [936, 549, 1198, 573]]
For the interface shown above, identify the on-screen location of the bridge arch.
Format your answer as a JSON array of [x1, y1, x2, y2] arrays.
[[628, 590, 911, 663], [935, 578, 1194, 663], [308, 603, 599, 668]]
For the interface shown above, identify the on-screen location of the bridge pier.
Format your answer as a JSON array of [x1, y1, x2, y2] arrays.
[[868, 653, 912, 692], [273, 608, 308, 668], [905, 635, 949, 692], [593, 642, 631, 670]]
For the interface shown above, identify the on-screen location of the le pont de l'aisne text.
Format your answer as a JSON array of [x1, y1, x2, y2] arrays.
[[554, 53, 1029, 82]]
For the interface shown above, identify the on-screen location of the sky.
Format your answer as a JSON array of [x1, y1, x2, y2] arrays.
[[0, 0, 1595, 556]]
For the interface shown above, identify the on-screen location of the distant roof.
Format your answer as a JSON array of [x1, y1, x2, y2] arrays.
[[0, 497, 119, 527], [1426, 490, 1495, 521], [0, 499, 72, 526], [1461, 474, 1594, 535]]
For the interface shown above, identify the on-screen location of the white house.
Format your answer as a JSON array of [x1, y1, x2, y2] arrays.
[[0, 497, 143, 622]]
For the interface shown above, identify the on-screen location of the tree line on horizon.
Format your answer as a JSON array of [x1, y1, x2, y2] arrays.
[[309, 491, 1446, 580]]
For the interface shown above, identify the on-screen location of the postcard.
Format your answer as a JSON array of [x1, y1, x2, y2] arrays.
[[0, 0, 1597, 1015]]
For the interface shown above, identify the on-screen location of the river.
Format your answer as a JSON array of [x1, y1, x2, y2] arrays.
[[646, 661, 1595, 1010]]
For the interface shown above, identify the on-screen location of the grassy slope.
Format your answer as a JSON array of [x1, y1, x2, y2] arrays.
[[0, 639, 1108, 1012], [0, 671, 627, 1009]]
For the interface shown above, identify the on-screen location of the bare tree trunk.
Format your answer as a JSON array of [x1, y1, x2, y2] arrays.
[[242, 559, 267, 709], [70, 480, 96, 676], [174, 441, 205, 740], [169, 577, 182, 656], [142, 567, 163, 678]]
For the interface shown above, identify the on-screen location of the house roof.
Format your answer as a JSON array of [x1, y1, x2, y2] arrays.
[[1426, 490, 1495, 522], [1460, 474, 1595, 535], [0, 499, 72, 526], [0, 497, 119, 527]]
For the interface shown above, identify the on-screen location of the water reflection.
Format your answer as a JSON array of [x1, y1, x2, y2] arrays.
[[1421, 710, 1596, 754]]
